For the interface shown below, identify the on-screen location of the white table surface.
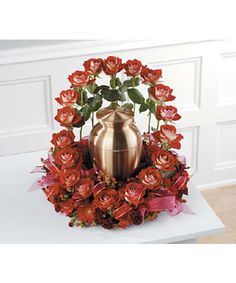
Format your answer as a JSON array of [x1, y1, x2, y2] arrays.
[[0, 150, 225, 244]]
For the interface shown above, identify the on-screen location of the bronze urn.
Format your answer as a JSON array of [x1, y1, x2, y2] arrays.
[[89, 105, 142, 180]]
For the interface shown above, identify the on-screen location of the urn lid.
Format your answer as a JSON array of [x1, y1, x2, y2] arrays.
[[96, 105, 134, 123]]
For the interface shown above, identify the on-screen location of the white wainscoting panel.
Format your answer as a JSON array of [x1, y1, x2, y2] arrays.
[[150, 57, 202, 111], [215, 120, 236, 170], [0, 40, 236, 190]]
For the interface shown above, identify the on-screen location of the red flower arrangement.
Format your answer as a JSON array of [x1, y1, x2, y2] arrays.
[[30, 56, 190, 229]]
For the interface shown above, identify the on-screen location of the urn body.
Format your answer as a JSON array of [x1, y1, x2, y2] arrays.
[[89, 106, 142, 180]]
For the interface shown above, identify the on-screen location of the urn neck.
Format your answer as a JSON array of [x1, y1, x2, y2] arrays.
[[96, 105, 134, 126]]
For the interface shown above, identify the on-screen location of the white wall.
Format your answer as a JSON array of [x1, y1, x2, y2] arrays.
[[0, 40, 236, 190]]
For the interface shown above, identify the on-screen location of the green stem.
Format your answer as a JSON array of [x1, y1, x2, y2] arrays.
[[157, 119, 160, 131], [80, 88, 83, 140], [80, 89, 84, 106], [148, 111, 151, 133], [132, 77, 136, 119], [80, 127, 83, 140], [92, 111, 94, 127]]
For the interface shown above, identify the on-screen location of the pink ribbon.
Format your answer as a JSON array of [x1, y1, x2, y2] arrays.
[[146, 195, 195, 216], [171, 176, 189, 192], [93, 182, 106, 197], [28, 174, 58, 192], [30, 166, 46, 173], [146, 196, 176, 212]]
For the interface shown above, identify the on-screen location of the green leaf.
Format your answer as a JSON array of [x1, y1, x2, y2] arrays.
[[78, 105, 92, 121], [133, 76, 141, 86], [148, 101, 156, 114], [86, 83, 98, 94], [119, 85, 128, 93], [76, 91, 88, 106], [115, 78, 122, 87], [87, 95, 103, 111], [127, 88, 145, 104], [161, 143, 170, 150], [161, 170, 175, 178], [139, 103, 149, 113], [122, 103, 133, 110], [110, 77, 116, 89], [101, 89, 121, 102], [93, 85, 110, 94], [123, 79, 132, 87], [151, 126, 158, 132], [73, 118, 85, 128]]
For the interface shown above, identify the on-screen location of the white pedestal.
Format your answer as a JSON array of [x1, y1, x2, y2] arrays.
[[0, 151, 225, 244]]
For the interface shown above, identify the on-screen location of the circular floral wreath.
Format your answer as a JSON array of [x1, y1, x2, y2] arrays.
[[30, 56, 190, 229]]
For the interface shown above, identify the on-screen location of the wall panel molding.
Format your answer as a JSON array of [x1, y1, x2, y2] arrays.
[[178, 125, 199, 176], [218, 52, 236, 106], [0, 75, 53, 139], [214, 120, 236, 171], [150, 57, 202, 111]]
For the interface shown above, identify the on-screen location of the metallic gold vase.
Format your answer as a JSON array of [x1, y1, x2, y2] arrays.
[[89, 105, 142, 180]]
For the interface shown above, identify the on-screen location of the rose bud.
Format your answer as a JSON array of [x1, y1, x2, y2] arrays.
[[152, 125, 183, 149], [151, 149, 177, 171], [55, 107, 82, 127], [51, 130, 75, 148], [139, 167, 162, 189], [156, 105, 181, 121], [83, 58, 103, 75], [59, 168, 80, 187], [68, 70, 94, 87], [94, 189, 119, 210], [148, 84, 175, 102], [124, 182, 145, 207], [124, 59, 143, 76], [55, 89, 79, 107], [141, 67, 162, 85], [54, 147, 81, 168], [103, 56, 123, 75]]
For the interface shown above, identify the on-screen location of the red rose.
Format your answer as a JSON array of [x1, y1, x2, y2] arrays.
[[59, 168, 80, 187], [75, 177, 94, 198], [148, 84, 175, 102], [141, 67, 162, 85], [51, 130, 75, 148], [68, 70, 94, 87], [139, 167, 162, 189], [94, 189, 119, 210], [103, 56, 123, 75], [55, 107, 82, 127], [83, 58, 103, 75], [124, 182, 145, 207], [152, 125, 183, 149], [124, 59, 143, 76], [156, 105, 181, 121], [151, 149, 177, 171], [77, 203, 95, 225], [55, 89, 79, 107], [54, 147, 80, 168]]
